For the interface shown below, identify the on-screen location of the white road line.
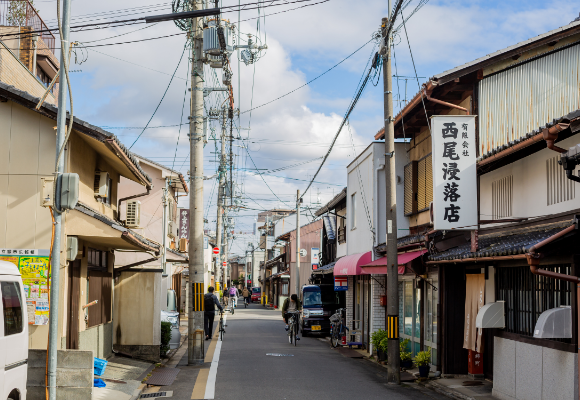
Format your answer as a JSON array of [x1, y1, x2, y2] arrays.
[[204, 313, 226, 399]]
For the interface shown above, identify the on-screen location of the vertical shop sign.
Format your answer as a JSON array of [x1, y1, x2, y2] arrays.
[[431, 115, 477, 230]]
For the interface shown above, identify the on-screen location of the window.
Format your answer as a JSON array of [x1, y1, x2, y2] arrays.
[[492, 175, 513, 219], [351, 193, 357, 230], [547, 156, 575, 206], [2, 282, 23, 336], [88, 248, 108, 270], [496, 264, 572, 343], [281, 282, 289, 296], [403, 154, 432, 215]]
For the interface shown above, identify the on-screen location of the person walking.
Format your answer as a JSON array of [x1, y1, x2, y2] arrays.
[[204, 286, 224, 340], [223, 287, 229, 306]]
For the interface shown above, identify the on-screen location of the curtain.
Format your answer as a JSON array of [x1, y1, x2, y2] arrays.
[[463, 273, 485, 352]]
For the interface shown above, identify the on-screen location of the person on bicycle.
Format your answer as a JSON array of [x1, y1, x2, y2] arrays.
[[229, 286, 239, 307], [204, 286, 224, 340], [281, 294, 302, 330], [242, 286, 250, 305]]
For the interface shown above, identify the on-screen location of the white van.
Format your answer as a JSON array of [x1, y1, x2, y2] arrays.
[[0, 261, 28, 400]]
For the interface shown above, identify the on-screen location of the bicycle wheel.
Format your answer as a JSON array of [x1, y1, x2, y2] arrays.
[[293, 323, 298, 346], [331, 324, 340, 348], [219, 320, 223, 341], [288, 323, 293, 344]]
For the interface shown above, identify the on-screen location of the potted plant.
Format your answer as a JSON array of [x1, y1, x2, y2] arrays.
[[379, 337, 388, 361], [399, 339, 413, 368], [414, 350, 432, 378], [371, 329, 388, 361]]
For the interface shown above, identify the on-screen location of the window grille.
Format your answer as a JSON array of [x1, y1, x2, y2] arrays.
[[417, 154, 433, 211], [496, 264, 573, 343], [492, 175, 513, 219], [404, 161, 417, 216], [547, 156, 575, 206]]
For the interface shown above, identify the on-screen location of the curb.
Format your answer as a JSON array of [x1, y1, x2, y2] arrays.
[[421, 380, 477, 400], [129, 383, 146, 400]]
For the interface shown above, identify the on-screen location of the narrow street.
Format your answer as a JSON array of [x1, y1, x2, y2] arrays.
[[156, 304, 448, 400]]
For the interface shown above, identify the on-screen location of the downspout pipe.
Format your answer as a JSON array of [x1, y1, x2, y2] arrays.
[[118, 187, 151, 224], [542, 121, 571, 154], [423, 85, 469, 114]]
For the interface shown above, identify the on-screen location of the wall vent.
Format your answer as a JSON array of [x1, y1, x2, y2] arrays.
[[547, 156, 575, 206], [492, 175, 513, 219]]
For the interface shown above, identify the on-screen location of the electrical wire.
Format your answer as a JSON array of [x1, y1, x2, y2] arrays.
[[171, 55, 191, 171], [129, 43, 187, 150]]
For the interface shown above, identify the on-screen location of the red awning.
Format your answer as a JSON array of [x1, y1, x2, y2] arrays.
[[333, 251, 372, 276], [360, 249, 427, 275]]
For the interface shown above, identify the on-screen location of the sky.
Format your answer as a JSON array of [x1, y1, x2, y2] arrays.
[[31, 0, 580, 257]]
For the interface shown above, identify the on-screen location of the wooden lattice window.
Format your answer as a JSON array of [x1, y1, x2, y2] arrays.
[[417, 154, 433, 211], [404, 161, 418, 216]]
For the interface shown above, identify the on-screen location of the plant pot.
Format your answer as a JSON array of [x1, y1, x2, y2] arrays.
[[401, 360, 413, 369], [418, 365, 430, 378], [377, 349, 387, 362]]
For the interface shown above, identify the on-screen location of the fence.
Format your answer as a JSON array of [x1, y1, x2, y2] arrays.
[[0, 0, 55, 53]]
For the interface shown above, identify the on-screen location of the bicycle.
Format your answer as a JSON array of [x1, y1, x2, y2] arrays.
[[330, 308, 347, 348], [287, 311, 301, 346], [229, 296, 236, 314], [218, 311, 225, 341]]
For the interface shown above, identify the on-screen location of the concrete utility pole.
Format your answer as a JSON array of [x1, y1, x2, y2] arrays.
[[382, 3, 401, 384], [48, 0, 72, 396], [188, 0, 205, 365], [295, 190, 301, 296], [161, 178, 169, 277], [215, 107, 227, 288]]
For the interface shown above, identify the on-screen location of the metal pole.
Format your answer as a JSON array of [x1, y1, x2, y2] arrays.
[[383, 7, 401, 384], [188, 0, 205, 365], [162, 178, 168, 277], [251, 245, 255, 288], [47, 0, 71, 396], [216, 108, 226, 287], [295, 190, 301, 296], [244, 249, 248, 288]]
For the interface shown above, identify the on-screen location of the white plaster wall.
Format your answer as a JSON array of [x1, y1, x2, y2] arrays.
[[493, 337, 578, 400], [480, 133, 580, 221]]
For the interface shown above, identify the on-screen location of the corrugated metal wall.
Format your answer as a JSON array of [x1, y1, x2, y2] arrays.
[[479, 43, 580, 156]]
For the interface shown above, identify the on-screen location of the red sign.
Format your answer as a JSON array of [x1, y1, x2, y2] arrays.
[[222, 261, 227, 266], [213, 247, 220, 254]]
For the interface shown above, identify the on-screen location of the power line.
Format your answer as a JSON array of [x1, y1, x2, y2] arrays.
[[129, 44, 187, 149]]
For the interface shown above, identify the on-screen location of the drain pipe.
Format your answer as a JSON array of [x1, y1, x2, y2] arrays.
[[526, 252, 580, 400], [542, 121, 570, 154], [423, 85, 469, 114], [118, 187, 151, 225]]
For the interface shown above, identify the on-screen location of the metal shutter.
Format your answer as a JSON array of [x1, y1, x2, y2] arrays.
[[404, 161, 418, 216], [417, 154, 432, 211]]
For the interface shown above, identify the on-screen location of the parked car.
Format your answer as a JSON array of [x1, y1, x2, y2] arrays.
[[251, 287, 261, 303], [300, 284, 342, 336], [160, 310, 181, 350], [0, 260, 28, 400]]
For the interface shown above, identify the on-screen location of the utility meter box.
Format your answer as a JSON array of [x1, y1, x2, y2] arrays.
[[67, 236, 79, 261], [60, 173, 79, 210], [40, 177, 55, 207]]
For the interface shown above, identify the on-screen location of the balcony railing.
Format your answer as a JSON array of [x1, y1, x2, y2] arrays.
[[0, 0, 55, 53]]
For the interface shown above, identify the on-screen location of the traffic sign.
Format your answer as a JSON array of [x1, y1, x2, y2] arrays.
[[213, 247, 220, 254], [222, 261, 227, 266]]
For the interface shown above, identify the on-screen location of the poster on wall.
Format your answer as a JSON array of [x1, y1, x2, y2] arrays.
[[431, 115, 478, 230], [0, 250, 50, 325]]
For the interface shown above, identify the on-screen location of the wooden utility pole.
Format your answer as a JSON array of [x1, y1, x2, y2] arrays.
[[188, 0, 205, 365], [382, 2, 401, 384]]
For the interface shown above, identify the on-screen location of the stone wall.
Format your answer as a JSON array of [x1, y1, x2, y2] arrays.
[[27, 349, 93, 400], [492, 336, 578, 400], [79, 322, 113, 359]]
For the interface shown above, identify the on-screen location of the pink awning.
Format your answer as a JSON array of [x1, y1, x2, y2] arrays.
[[360, 249, 427, 275], [333, 251, 372, 276]]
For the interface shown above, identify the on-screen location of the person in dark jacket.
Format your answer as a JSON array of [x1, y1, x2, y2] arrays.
[[204, 286, 224, 340]]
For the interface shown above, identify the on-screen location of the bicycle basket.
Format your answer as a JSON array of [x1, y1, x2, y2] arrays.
[[329, 314, 341, 323]]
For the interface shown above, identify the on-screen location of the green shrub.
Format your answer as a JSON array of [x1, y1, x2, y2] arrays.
[[371, 329, 388, 351], [379, 337, 389, 352], [414, 350, 431, 367], [160, 321, 172, 356], [399, 338, 412, 362]]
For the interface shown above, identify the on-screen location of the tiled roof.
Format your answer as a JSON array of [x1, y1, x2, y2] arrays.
[[312, 261, 336, 275], [427, 220, 574, 262], [264, 252, 285, 268]]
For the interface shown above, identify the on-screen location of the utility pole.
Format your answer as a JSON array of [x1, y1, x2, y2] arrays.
[[162, 178, 169, 277], [188, 0, 205, 365], [382, 3, 401, 384], [295, 190, 301, 296], [48, 0, 71, 396], [215, 107, 227, 289]]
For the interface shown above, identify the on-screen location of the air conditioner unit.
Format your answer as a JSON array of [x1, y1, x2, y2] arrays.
[[94, 171, 109, 198], [168, 221, 178, 238], [126, 201, 141, 228]]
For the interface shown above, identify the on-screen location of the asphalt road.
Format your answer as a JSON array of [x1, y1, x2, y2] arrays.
[[212, 303, 446, 400]]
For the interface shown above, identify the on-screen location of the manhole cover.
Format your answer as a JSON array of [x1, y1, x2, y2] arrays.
[[266, 353, 294, 357], [140, 392, 173, 398]]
